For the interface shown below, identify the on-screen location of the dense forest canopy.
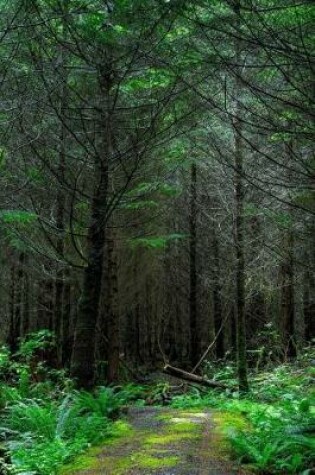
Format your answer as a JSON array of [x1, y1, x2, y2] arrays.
[[0, 1, 314, 474], [0, 0, 314, 389]]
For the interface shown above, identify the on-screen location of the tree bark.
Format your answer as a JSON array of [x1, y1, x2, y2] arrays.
[[213, 229, 224, 359], [106, 233, 120, 383], [22, 257, 30, 336], [71, 66, 113, 388], [163, 364, 228, 389], [280, 138, 297, 359], [8, 262, 17, 352], [189, 162, 199, 367], [304, 223, 315, 341], [62, 271, 72, 366], [55, 75, 67, 365], [280, 233, 296, 358], [70, 165, 108, 387], [233, 0, 249, 393]]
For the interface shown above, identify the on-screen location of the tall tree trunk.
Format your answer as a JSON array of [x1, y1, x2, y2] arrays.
[[54, 0, 69, 366], [8, 254, 26, 351], [280, 233, 296, 358], [189, 162, 199, 368], [163, 246, 178, 362], [280, 138, 297, 358], [70, 167, 108, 387], [304, 223, 315, 341], [304, 273, 315, 342], [54, 103, 66, 364], [15, 253, 24, 342], [71, 67, 112, 388], [8, 262, 17, 352], [234, 129, 249, 392], [22, 256, 30, 336], [132, 250, 142, 364], [106, 233, 120, 383], [233, 0, 249, 393], [62, 271, 72, 366], [213, 230, 224, 359]]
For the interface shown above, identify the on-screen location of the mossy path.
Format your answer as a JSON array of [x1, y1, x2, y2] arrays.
[[61, 407, 251, 475]]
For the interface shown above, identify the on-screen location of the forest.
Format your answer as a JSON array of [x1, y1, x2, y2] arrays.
[[0, 0, 314, 474]]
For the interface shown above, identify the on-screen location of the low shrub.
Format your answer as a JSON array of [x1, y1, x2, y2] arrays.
[[171, 350, 315, 474], [0, 333, 133, 475]]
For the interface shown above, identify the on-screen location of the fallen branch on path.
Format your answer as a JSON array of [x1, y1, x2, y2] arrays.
[[163, 364, 229, 389]]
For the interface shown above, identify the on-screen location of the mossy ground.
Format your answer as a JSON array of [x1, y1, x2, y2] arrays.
[[59, 407, 251, 474]]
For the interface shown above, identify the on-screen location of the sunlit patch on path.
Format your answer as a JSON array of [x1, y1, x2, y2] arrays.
[[60, 407, 251, 474]]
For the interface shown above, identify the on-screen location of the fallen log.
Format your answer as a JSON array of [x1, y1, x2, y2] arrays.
[[163, 364, 228, 389]]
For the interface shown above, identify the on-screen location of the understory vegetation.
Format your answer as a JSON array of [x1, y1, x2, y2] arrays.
[[171, 346, 315, 474], [0, 332, 314, 475], [0, 332, 141, 475]]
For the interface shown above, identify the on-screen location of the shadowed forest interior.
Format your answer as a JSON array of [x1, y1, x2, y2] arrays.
[[0, 1, 314, 474]]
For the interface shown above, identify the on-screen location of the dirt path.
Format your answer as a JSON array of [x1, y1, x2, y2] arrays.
[[60, 407, 251, 475]]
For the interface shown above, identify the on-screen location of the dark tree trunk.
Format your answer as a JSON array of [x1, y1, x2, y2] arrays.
[[304, 227, 315, 341], [233, 0, 249, 393], [62, 273, 72, 366], [15, 253, 24, 344], [8, 263, 17, 352], [22, 254, 30, 336], [304, 201, 315, 341], [132, 250, 142, 364], [163, 248, 178, 362], [106, 234, 120, 383], [234, 130, 249, 392], [8, 254, 26, 352], [47, 279, 54, 333], [134, 303, 141, 363], [189, 162, 199, 367], [55, 9, 69, 365], [71, 63, 113, 388], [304, 282, 315, 342], [71, 168, 108, 388], [280, 139, 297, 359], [280, 244, 296, 358], [213, 231, 224, 359], [54, 132, 66, 364]]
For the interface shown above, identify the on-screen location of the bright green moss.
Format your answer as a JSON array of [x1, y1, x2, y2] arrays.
[[59, 454, 101, 474], [107, 420, 134, 440], [59, 421, 133, 474], [138, 454, 179, 469], [145, 432, 193, 445], [169, 419, 199, 432], [94, 451, 179, 473]]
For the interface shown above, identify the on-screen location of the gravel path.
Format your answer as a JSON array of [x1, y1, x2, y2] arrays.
[[62, 407, 251, 475]]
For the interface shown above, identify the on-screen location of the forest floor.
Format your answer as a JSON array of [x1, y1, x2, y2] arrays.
[[60, 406, 252, 475]]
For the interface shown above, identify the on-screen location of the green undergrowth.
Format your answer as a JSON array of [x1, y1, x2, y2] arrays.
[[171, 348, 315, 474], [1, 331, 314, 475], [0, 332, 142, 475]]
